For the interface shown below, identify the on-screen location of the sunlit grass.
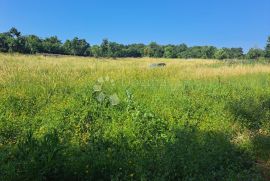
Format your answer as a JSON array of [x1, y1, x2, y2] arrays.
[[0, 53, 270, 180]]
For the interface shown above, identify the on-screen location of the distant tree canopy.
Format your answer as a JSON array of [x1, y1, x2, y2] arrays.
[[63, 37, 90, 56], [265, 36, 270, 58], [247, 48, 265, 59], [43, 36, 63, 54], [0, 27, 269, 60]]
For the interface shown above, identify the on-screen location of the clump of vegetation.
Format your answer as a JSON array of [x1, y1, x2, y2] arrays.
[[0, 54, 269, 180]]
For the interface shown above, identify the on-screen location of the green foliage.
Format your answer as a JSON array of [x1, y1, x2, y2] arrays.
[[202, 46, 217, 59], [144, 42, 164, 58], [91, 45, 102, 58], [227, 95, 270, 130], [125, 44, 144, 57], [63, 37, 90, 56], [14, 131, 65, 180], [9, 27, 21, 37], [215, 49, 229, 60], [0, 27, 269, 61], [214, 48, 244, 60], [107, 42, 126, 58], [100, 39, 110, 57], [42, 36, 63, 54], [247, 48, 265, 59], [25, 35, 43, 54], [164, 46, 177, 58], [6, 28, 25, 53], [0, 33, 10, 52], [265, 36, 270, 58]]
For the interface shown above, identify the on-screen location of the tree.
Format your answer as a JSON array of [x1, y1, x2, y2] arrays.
[[15, 36, 28, 53], [183, 46, 217, 59], [176, 44, 188, 58], [9, 27, 21, 37], [220, 48, 243, 59], [62, 40, 72, 55], [91, 45, 102, 58], [229, 48, 243, 59], [247, 48, 265, 59], [72, 38, 89, 56], [126, 44, 145, 57], [201, 46, 217, 59], [63, 37, 89, 56], [144, 42, 164, 57], [124, 44, 144, 57], [100, 39, 109, 57], [0, 27, 265, 60], [6, 28, 25, 53], [85, 47, 92, 56], [42, 36, 63, 54], [164, 46, 177, 58], [107, 42, 125, 58], [184, 46, 203, 58], [214, 49, 229, 60], [25, 35, 43, 54], [265, 36, 270, 58], [0, 33, 11, 52]]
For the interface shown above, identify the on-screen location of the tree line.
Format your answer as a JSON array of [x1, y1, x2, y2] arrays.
[[0, 27, 270, 60]]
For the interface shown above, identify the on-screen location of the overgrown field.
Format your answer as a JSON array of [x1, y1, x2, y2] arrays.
[[0, 54, 270, 181]]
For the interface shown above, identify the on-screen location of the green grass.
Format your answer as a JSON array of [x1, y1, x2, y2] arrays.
[[0, 53, 270, 180]]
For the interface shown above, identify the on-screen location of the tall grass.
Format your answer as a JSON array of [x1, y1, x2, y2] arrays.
[[0, 53, 269, 180]]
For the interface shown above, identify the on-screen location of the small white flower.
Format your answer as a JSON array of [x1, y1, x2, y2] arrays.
[[109, 93, 120, 106], [96, 92, 106, 103], [93, 84, 102, 92]]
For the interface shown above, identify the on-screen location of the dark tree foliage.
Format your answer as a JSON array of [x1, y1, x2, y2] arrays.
[[266, 36, 270, 58], [144, 42, 164, 58], [164, 45, 177, 58], [91, 45, 102, 58], [176, 44, 188, 58], [100, 39, 110, 57], [24, 35, 43, 54], [0, 33, 10, 52], [221, 48, 244, 59], [9, 27, 21, 37], [247, 48, 265, 59], [0, 28, 269, 60], [214, 49, 229, 60], [43, 36, 63, 54], [126, 44, 145, 57], [229, 48, 244, 59], [63, 38, 90, 56], [6, 28, 25, 53], [108, 42, 125, 58]]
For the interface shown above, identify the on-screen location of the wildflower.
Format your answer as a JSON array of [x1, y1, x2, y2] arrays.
[[109, 93, 120, 106], [96, 92, 106, 103], [93, 84, 102, 92], [97, 77, 104, 83]]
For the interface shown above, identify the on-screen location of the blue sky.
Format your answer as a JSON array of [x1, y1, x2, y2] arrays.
[[1, 0, 269, 51]]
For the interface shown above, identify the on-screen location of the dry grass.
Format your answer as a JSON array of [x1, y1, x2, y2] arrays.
[[1, 54, 270, 82]]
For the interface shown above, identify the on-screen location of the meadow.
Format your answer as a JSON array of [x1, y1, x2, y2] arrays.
[[0, 53, 269, 180]]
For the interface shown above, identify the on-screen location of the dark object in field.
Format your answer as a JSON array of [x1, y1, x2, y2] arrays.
[[38, 53, 62, 57], [149, 63, 166, 68]]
